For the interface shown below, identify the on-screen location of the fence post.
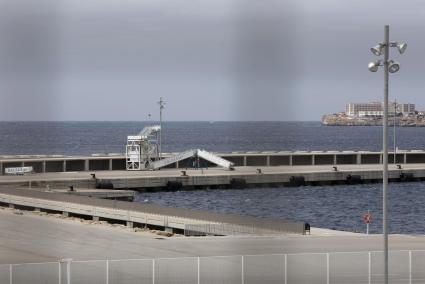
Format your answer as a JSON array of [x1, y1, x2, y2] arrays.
[[106, 260, 109, 284], [284, 254, 287, 284], [59, 258, 72, 284], [326, 253, 330, 284], [241, 255, 244, 284], [9, 264, 12, 284], [368, 251, 371, 284], [409, 250, 412, 284], [197, 257, 200, 284], [152, 259, 155, 284], [66, 260, 71, 284]]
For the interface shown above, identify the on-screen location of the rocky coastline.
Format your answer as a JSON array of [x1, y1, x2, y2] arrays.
[[322, 113, 425, 126]]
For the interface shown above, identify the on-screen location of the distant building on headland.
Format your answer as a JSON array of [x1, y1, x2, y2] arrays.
[[322, 101, 422, 126], [345, 102, 415, 117]]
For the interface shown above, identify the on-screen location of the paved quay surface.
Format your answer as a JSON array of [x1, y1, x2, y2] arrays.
[[0, 163, 423, 184], [0, 207, 423, 265]]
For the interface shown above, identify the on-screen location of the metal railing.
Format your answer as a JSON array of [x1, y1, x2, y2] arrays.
[[1, 250, 424, 284], [184, 223, 298, 236]]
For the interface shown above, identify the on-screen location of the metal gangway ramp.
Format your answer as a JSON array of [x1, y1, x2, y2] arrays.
[[150, 149, 234, 170], [197, 149, 234, 169]]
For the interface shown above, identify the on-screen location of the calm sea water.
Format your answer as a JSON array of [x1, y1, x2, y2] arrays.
[[1, 121, 424, 155], [2, 121, 425, 234], [136, 183, 424, 234]]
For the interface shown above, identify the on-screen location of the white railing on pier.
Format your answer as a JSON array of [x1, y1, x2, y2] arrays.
[[1, 249, 423, 284]]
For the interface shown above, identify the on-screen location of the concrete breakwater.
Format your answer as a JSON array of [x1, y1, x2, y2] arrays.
[[2, 150, 425, 174], [17, 187, 137, 201], [0, 187, 305, 235], [0, 163, 424, 191], [1, 150, 425, 190]]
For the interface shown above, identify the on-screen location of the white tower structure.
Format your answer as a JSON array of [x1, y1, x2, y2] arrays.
[[126, 125, 160, 170]]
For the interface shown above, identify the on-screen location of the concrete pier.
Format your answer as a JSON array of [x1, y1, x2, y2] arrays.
[[0, 150, 423, 175], [0, 187, 305, 235], [1, 163, 424, 190], [36, 187, 136, 201], [2, 205, 425, 266]]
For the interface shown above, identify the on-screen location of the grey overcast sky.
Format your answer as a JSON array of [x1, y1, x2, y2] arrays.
[[0, 0, 424, 121]]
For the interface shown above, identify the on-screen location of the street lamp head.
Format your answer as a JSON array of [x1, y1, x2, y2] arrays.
[[370, 44, 383, 56], [368, 60, 381, 72], [388, 60, 400, 73], [397, 42, 407, 54]]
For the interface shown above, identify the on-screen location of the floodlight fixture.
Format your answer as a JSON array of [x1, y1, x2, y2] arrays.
[[397, 43, 407, 54], [368, 60, 382, 72], [388, 60, 400, 73], [370, 44, 383, 56]]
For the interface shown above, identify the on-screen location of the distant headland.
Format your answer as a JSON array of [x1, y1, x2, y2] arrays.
[[322, 101, 425, 126]]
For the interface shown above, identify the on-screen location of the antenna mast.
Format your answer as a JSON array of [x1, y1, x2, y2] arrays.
[[158, 97, 165, 159]]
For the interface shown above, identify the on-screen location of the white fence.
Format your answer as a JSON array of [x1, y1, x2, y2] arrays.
[[1, 250, 424, 284]]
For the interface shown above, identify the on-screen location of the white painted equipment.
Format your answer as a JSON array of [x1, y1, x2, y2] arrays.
[[149, 149, 234, 170], [197, 149, 234, 169], [126, 125, 160, 170], [126, 126, 234, 171], [149, 149, 197, 170]]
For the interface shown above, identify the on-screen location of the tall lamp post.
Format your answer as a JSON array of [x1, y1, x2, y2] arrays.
[[368, 25, 407, 284]]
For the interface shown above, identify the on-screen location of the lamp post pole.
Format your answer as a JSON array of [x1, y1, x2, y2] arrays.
[[369, 25, 406, 284], [158, 97, 165, 159], [394, 98, 396, 164], [383, 24, 389, 284]]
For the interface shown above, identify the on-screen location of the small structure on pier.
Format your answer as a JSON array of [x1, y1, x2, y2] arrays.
[[125, 126, 234, 171], [126, 125, 161, 170], [150, 148, 234, 170]]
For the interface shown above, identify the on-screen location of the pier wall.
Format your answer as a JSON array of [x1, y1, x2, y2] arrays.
[[1, 150, 424, 175], [94, 166, 425, 190], [1, 163, 423, 191]]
